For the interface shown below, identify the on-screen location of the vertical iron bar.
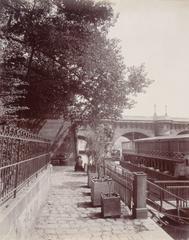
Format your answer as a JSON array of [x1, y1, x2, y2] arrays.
[[14, 139, 20, 198], [160, 189, 163, 212]]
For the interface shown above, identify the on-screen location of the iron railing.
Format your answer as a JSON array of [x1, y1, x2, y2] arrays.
[[104, 161, 134, 211], [154, 180, 189, 201], [122, 153, 182, 176], [147, 180, 189, 223], [104, 160, 189, 222], [0, 126, 51, 205], [120, 159, 177, 181]]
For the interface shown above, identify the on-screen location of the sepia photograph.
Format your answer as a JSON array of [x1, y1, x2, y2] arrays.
[[0, 0, 189, 239]]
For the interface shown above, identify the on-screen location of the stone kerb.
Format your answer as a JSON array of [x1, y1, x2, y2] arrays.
[[0, 164, 52, 240]]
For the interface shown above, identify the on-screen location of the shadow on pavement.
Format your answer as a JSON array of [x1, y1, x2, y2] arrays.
[[82, 192, 91, 196], [87, 212, 102, 219], [77, 201, 93, 208], [69, 172, 87, 177], [80, 185, 89, 188]]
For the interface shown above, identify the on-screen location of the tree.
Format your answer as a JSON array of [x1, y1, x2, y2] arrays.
[[0, 0, 152, 122], [85, 122, 115, 178]]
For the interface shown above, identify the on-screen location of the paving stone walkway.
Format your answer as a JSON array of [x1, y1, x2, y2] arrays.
[[29, 166, 173, 240]]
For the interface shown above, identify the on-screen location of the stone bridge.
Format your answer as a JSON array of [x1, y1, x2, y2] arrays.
[[77, 115, 189, 147]]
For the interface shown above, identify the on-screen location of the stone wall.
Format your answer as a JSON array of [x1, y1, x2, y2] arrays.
[[0, 165, 52, 240]]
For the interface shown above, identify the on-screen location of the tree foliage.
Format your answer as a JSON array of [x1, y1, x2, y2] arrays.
[[0, 0, 152, 122]]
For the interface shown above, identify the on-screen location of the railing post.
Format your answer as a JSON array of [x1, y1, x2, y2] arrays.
[[176, 199, 180, 218], [160, 189, 163, 212], [133, 172, 148, 219], [14, 139, 20, 198]]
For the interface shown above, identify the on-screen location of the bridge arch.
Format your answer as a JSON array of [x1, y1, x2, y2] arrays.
[[77, 135, 88, 141], [112, 131, 151, 153], [77, 135, 88, 152], [113, 129, 152, 144], [77, 135, 89, 166], [122, 131, 149, 140]]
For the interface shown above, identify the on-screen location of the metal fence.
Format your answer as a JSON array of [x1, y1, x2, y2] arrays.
[[104, 161, 134, 211], [154, 180, 189, 202], [122, 153, 181, 177], [121, 160, 177, 181], [147, 180, 189, 223], [0, 126, 51, 205]]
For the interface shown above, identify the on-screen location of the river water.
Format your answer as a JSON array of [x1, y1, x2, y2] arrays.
[[162, 222, 189, 239]]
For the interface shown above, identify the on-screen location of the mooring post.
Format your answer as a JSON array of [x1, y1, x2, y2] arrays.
[[133, 172, 148, 219]]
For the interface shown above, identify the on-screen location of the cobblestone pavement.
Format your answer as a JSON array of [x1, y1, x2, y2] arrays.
[[29, 166, 173, 240]]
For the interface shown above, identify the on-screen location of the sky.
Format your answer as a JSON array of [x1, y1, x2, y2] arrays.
[[109, 0, 189, 118]]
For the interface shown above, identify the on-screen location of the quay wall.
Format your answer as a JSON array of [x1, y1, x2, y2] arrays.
[[0, 165, 52, 240]]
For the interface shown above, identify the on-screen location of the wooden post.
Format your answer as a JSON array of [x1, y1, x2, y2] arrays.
[[133, 172, 148, 219]]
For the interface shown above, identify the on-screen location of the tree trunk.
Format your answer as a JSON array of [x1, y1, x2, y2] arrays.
[[72, 124, 78, 162]]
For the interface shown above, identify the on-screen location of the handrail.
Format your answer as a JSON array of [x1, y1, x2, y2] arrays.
[[105, 162, 133, 178], [147, 180, 187, 203], [124, 152, 183, 163], [167, 186, 189, 189], [0, 164, 47, 205], [0, 134, 50, 143], [155, 180, 189, 184], [0, 153, 50, 171]]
